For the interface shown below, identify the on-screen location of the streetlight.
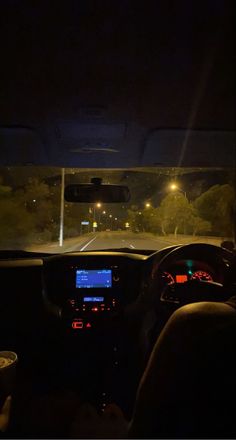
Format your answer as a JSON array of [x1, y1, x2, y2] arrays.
[[93, 202, 102, 219], [169, 183, 188, 235], [145, 202, 151, 208], [169, 183, 187, 199], [93, 202, 102, 231]]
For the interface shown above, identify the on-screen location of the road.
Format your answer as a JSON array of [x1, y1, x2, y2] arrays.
[[69, 231, 177, 252], [28, 231, 218, 254]]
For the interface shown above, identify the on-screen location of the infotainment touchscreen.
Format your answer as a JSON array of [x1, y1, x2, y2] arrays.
[[75, 269, 112, 289]]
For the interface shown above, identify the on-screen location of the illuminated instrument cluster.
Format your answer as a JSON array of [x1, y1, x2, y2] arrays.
[[190, 271, 213, 282], [161, 267, 213, 285]]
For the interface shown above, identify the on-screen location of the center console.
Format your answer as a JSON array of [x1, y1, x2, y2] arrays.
[[43, 252, 144, 333], [59, 264, 122, 330], [41, 253, 143, 415]]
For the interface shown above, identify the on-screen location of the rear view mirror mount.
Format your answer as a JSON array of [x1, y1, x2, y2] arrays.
[[64, 178, 131, 203]]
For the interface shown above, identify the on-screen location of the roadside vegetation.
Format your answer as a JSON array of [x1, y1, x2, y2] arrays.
[[127, 184, 234, 238]]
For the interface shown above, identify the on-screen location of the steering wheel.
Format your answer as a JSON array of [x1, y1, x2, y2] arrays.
[[140, 243, 235, 356], [149, 243, 234, 307]]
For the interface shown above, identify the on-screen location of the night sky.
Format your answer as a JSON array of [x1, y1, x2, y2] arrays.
[[1, 1, 235, 129]]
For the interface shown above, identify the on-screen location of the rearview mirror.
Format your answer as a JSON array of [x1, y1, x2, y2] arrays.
[[64, 183, 131, 203]]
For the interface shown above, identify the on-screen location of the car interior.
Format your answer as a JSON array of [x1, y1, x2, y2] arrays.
[[0, 143, 235, 439], [0, 2, 235, 439]]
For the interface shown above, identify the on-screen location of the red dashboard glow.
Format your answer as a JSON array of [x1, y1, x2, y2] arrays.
[[162, 272, 175, 284], [191, 271, 213, 281], [176, 274, 188, 283], [72, 321, 83, 329]]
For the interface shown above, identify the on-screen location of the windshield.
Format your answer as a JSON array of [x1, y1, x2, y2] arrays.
[[0, 166, 235, 253]]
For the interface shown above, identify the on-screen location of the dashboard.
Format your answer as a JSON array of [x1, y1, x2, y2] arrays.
[[0, 245, 234, 336]]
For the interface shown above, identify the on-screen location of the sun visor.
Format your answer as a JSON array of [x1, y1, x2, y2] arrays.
[[140, 129, 236, 168], [0, 127, 48, 166], [1, 125, 235, 169], [49, 121, 143, 167]]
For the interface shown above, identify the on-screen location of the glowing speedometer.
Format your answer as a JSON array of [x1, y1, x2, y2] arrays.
[[161, 272, 175, 285], [191, 271, 213, 282]]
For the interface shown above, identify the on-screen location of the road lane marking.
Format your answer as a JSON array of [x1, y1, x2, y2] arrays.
[[79, 236, 97, 251], [129, 244, 135, 249]]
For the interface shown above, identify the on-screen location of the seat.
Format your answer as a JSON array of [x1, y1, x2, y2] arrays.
[[128, 298, 236, 438]]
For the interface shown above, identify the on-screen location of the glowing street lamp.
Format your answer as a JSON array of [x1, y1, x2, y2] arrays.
[[93, 202, 102, 230], [145, 202, 151, 208], [169, 183, 187, 199]]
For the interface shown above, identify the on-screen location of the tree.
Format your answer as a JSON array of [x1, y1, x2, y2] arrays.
[[127, 206, 140, 232], [126, 205, 159, 233], [190, 215, 212, 236], [64, 203, 91, 237], [126, 194, 209, 237], [155, 193, 195, 236], [194, 184, 234, 237], [0, 188, 35, 246], [15, 178, 56, 234]]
